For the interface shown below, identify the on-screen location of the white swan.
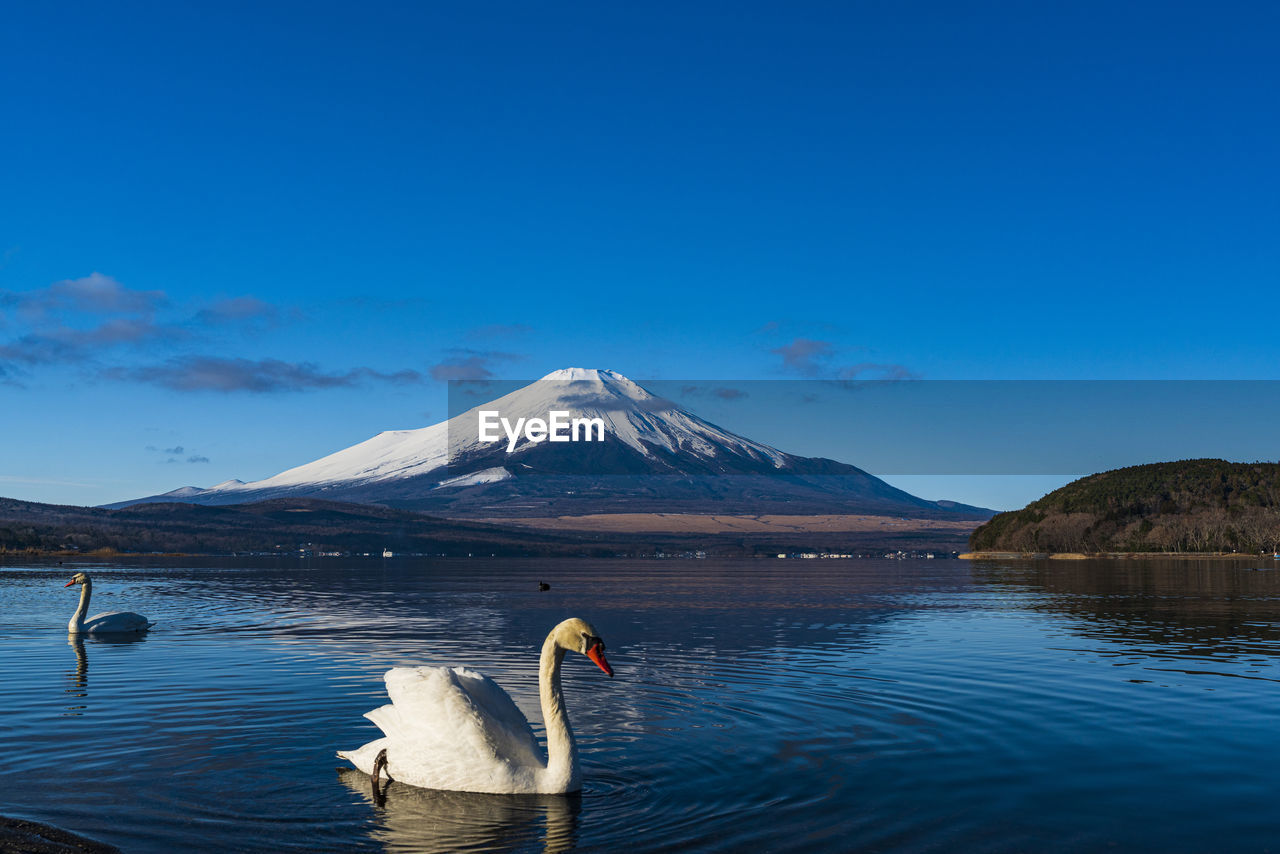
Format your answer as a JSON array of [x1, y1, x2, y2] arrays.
[[64, 571, 153, 634], [339, 617, 613, 795]]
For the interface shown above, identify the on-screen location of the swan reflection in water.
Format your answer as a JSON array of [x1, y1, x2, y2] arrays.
[[65, 632, 148, 716], [338, 768, 580, 854]]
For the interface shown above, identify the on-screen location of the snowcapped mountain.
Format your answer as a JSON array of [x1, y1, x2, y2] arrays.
[[109, 368, 990, 519]]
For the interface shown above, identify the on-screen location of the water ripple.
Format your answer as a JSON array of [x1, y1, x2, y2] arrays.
[[5, 557, 1280, 852]]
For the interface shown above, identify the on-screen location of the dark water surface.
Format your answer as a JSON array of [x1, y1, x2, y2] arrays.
[[4, 556, 1280, 853]]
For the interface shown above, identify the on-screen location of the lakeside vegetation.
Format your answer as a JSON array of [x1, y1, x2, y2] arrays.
[[0, 496, 614, 557], [970, 460, 1280, 554], [0, 496, 976, 559]]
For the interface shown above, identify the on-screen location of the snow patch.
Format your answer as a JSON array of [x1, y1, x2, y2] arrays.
[[434, 467, 513, 490], [159, 486, 205, 498]]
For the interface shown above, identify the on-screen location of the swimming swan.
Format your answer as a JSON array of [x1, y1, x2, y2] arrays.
[[64, 571, 153, 634], [339, 617, 613, 795]]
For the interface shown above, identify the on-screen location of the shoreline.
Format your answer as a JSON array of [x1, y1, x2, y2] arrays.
[[0, 815, 120, 854], [960, 551, 1280, 561], [477, 513, 982, 535]]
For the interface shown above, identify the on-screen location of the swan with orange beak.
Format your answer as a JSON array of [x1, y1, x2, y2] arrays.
[[340, 617, 615, 794], [64, 572, 153, 634]]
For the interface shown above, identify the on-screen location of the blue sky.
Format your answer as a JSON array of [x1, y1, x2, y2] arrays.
[[2, 1, 1277, 509]]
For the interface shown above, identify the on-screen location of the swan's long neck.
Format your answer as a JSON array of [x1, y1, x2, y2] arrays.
[[538, 633, 579, 792], [68, 580, 90, 633]]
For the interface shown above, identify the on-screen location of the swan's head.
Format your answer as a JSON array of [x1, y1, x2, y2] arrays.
[[554, 617, 613, 678], [64, 571, 89, 588]]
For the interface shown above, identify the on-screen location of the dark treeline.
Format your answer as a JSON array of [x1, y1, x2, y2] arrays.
[[0, 497, 615, 557], [971, 460, 1280, 553], [0, 496, 973, 558]]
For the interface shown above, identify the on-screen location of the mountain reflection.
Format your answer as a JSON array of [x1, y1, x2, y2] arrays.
[[338, 768, 580, 854]]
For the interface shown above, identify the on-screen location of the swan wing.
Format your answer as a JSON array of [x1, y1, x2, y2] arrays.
[[383, 666, 544, 768], [83, 611, 152, 633], [341, 666, 544, 793]]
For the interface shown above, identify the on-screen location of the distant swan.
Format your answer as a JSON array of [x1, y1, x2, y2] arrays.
[[339, 617, 613, 795], [65, 571, 153, 634]]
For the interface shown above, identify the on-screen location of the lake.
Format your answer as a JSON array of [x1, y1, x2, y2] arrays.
[[3, 556, 1280, 853]]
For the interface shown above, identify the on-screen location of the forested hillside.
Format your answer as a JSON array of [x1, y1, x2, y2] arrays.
[[970, 460, 1280, 553], [0, 497, 606, 556]]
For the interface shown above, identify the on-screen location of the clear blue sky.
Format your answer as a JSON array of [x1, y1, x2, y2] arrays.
[[2, 1, 1277, 509]]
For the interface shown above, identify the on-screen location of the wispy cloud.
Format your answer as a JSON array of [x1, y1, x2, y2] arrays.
[[771, 337, 835, 376], [838, 362, 920, 383], [2, 273, 427, 394], [0, 324, 187, 374], [431, 357, 494, 381], [110, 356, 424, 393], [146, 444, 211, 464], [679, 384, 748, 401], [6, 272, 166, 320], [767, 336, 918, 385], [0, 274, 185, 374], [191, 296, 283, 327], [429, 349, 523, 382]]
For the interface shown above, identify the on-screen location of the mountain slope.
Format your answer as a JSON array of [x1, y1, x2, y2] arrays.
[[110, 368, 991, 519]]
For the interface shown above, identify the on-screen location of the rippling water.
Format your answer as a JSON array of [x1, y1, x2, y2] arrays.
[[4, 556, 1280, 852]]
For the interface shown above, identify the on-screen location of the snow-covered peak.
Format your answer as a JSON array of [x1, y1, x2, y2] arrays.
[[456, 368, 785, 464], [538, 367, 603, 382], [191, 369, 790, 497], [536, 367, 652, 399]]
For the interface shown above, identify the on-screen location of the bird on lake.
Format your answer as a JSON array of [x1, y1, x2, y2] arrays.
[[338, 617, 613, 795], [538, 581, 551, 591], [64, 571, 153, 634]]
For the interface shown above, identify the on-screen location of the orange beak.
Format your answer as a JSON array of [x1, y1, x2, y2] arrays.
[[587, 643, 613, 677], [64, 579, 77, 587]]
